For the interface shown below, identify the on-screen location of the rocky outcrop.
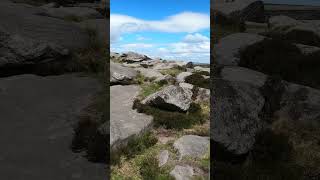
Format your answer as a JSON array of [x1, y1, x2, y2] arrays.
[[142, 85, 193, 112], [119, 52, 151, 63], [173, 135, 209, 160], [110, 61, 137, 85], [0, 29, 69, 68], [268, 15, 320, 47], [110, 85, 153, 150], [0, 2, 90, 50], [213, 0, 265, 25], [214, 33, 265, 66]]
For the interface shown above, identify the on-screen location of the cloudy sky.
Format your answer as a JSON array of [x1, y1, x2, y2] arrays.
[[110, 0, 210, 63]]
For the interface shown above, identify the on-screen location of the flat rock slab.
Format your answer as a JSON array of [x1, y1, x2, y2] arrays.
[[214, 33, 265, 66], [173, 135, 209, 160], [170, 165, 194, 180], [0, 74, 106, 180], [110, 85, 153, 150], [0, 2, 89, 50]]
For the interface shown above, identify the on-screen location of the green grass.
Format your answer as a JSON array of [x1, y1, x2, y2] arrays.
[[139, 82, 166, 99], [160, 66, 186, 77], [111, 138, 175, 180], [111, 131, 158, 164]]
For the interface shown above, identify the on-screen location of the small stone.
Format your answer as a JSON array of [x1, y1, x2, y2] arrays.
[[158, 150, 169, 167]]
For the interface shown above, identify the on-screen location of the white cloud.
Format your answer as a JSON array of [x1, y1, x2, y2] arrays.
[[120, 43, 153, 49], [110, 12, 210, 43], [183, 33, 209, 43]]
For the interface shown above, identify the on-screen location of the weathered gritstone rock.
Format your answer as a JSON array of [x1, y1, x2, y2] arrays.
[[154, 74, 174, 84], [0, 29, 69, 68], [195, 88, 210, 103], [278, 82, 320, 127], [213, 0, 265, 24], [0, 74, 106, 180], [110, 61, 137, 85], [268, 15, 320, 46], [140, 59, 161, 68], [179, 82, 194, 90], [110, 85, 153, 150], [135, 67, 164, 79], [170, 165, 194, 180], [119, 51, 151, 63], [176, 72, 193, 83], [152, 61, 187, 70], [0, 2, 90, 50], [214, 33, 265, 66], [211, 66, 267, 156], [40, 6, 103, 20], [194, 66, 210, 73], [158, 150, 169, 167], [142, 85, 193, 112], [173, 135, 209, 160]]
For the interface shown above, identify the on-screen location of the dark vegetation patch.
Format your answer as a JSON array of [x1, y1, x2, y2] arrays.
[[71, 84, 108, 163], [110, 131, 158, 165], [240, 38, 320, 89], [185, 72, 210, 89], [138, 155, 174, 180], [213, 129, 305, 180], [259, 76, 286, 123], [133, 100, 207, 130]]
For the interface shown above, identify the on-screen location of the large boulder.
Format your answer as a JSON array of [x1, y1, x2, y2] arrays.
[[110, 85, 153, 150], [211, 66, 267, 156], [0, 28, 69, 67], [214, 33, 265, 66], [213, 0, 265, 25], [119, 52, 151, 63], [110, 61, 137, 85], [173, 135, 209, 160], [142, 85, 193, 112], [268, 16, 320, 47]]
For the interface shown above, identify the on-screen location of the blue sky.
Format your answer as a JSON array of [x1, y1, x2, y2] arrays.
[[110, 0, 210, 63]]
